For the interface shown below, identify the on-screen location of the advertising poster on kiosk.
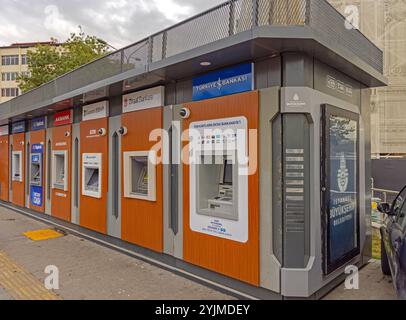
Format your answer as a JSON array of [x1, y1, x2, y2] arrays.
[[322, 105, 360, 274]]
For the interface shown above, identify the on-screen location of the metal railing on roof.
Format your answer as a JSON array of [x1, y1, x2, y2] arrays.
[[0, 0, 383, 116]]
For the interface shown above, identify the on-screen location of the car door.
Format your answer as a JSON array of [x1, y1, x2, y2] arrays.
[[383, 186, 406, 273], [391, 199, 406, 295]]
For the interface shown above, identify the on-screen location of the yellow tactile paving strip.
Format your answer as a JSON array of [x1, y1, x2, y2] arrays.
[[23, 229, 64, 241], [0, 251, 61, 300]]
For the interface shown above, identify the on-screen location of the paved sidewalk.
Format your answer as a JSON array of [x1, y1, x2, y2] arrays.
[[0, 206, 232, 300], [0, 205, 398, 300], [324, 260, 397, 300]]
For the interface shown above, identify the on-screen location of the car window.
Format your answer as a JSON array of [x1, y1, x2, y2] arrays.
[[397, 201, 406, 228], [392, 186, 406, 217]]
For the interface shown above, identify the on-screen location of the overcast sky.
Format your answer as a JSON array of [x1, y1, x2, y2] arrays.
[[0, 0, 225, 49]]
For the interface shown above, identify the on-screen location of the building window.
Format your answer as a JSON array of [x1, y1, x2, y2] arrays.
[[1, 72, 18, 81], [1, 55, 19, 66], [1, 88, 19, 97], [21, 54, 28, 65]]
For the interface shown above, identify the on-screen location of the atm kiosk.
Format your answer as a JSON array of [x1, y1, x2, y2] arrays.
[[181, 91, 258, 286], [79, 101, 109, 234], [29, 146, 44, 209], [0, 0, 388, 300], [28, 117, 47, 212], [10, 122, 26, 207], [51, 110, 73, 221], [120, 86, 164, 252]]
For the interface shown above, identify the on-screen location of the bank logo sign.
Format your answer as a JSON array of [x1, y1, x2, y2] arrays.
[[12, 121, 26, 134], [82, 101, 109, 122], [337, 153, 349, 193], [192, 63, 254, 101], [123, 86, 165, 114], [54, 110, 73, 127], [0, 125, 9, 136], [31, 116, 47, 131]]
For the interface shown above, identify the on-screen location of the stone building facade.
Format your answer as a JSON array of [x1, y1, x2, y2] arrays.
[[329, 0, 406, 156]]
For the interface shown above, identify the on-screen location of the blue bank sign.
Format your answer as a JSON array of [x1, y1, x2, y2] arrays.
[[31, 117, 47, 131], [192, 63, 254, 101], [12, 121, 26, 134]]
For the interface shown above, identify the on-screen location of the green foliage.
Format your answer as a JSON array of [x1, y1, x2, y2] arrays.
[[17, 29, 111, 93]]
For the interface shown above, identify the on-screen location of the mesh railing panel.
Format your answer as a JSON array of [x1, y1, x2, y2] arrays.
[[258, 0, 306, 26], [164, 3, 233, 60], [123, 40, 149, 73], [152, 0, 256, 62]]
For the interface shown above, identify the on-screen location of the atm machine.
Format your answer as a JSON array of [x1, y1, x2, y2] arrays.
[[30, 152, 42, 186], [12, 151, 23, 183], [120, 86, 164, 253], [29, 145, 44, 209], [79, 101, 109, 234], [52, 150, 68, 191], [28, 118, 47, 212], [180, 93, 258, 286], [0, 125, 9, 202], [10, 122, 26, 208], [51, 110, 73, 222]]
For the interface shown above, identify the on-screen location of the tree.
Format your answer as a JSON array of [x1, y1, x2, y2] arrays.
[[17, 28, 111, 93]]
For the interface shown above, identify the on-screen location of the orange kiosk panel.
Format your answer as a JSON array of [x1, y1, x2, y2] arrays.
[[182, 91, 260, 286], [11, 132, 25, 208], [0, 131, 9, 202], [121, 107, 163, 253], [51, 111, 73, 222], [29, 129, 46, 213], [79, 117, 108, 234]]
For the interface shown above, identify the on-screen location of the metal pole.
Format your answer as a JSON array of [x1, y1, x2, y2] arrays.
[[228, 0, 236, 36], [162, 32, 168, 60], [147, 36, 153, 65], [252, 0, 259, 27], [305, 0, 311, 25]]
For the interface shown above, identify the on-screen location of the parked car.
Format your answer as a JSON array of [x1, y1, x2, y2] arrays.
[[378, 186, 406, 299]]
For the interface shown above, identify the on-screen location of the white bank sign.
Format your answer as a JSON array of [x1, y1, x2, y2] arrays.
[[123, 86, 165, 113]]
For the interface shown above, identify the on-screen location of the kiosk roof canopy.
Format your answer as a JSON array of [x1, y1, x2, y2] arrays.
[[0, 0, 386, 123]]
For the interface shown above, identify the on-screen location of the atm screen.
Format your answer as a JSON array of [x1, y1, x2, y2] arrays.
[[86, 168, 99, 191], [223, 160, 233, 185]]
